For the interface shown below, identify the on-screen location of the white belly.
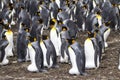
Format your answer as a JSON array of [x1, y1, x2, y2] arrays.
[[40, 41, 48, 67], [68, 47, 79, 75], [84, 39, 96, 69], [27, 45, 38, 72], [50, 29, 60, 56]]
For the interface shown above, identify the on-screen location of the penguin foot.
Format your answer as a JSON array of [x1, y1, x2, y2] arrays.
[[51, 65, 59, 69], [81, 72, 88, 76], [27, 64, 38, 72], [1, 59, 9, 65], [40, 69, 48, 73], [118, 66, 120, 70], [105, 42, 108, 48], [17, 59, 25, 63], [69, 68, 79, 75]]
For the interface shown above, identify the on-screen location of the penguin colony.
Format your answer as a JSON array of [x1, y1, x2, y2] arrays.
[[0, 0, 119, 76]]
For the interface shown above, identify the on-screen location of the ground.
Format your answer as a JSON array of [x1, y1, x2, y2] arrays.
[[0, 30, 120, 80]]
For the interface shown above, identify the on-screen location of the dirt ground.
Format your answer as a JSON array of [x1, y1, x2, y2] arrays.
[[0, 30, 120, 80]]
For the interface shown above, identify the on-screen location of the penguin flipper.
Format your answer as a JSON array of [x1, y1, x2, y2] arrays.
[[61, 39, 66, 58], [0, 40, 9, 62], [75, 46, 85, 75], [46, 49, 51, 66]]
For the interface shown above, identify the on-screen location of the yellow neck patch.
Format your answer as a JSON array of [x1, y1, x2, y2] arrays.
[[6, 29, 13, 35], [28, 43, 32, 47], [86, 38, 91, 42], [34, 38, 37, 42], [51, 26, 56, 31], [96, 14, 102, 20]]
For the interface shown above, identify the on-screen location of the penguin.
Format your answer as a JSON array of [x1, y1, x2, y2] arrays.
[[0, 34, 9, 65], [49, 0, 59, 19], [16, 22, 29, 62], [28, 0, 38, 17], [38, 1, 50, 29], [67, 38, 86, 75], [63, 19, 78, 39], [59, 26, 70, 63], [27, 41, 45, 72], [49, 18, 61, 56], [30, 18, 44, 42], [3, 25, 14, 57], [99, 22, 111, 48], [84, 32, 100, 69], [40, 35, 58, 68]]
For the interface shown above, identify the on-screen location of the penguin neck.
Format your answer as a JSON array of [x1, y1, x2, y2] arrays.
[[51, 25, 56, 30]]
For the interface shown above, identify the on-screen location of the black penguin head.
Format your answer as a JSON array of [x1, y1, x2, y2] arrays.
[[42, 35, 48, 40], [20, 6, 25, 10], [72, 1, 76, 4], [49, 18, 56, 26], [82, 4, 88, 9], [9, 3, 14, 10], [57, 20, 63, 25], [24, 27, 30, 32], [37, 18, 43, 24], [87, 31, 96, 38], [67, 38, 76, 45], [36, 11, 41, 16], [62, 26, 68, 31], [104, 21, 111, 26], [39, 1, 44, 5], [58, 8, 62, 12]]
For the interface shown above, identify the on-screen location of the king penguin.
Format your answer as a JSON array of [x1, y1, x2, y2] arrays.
[[3, 24, 14, 57], [27, 40, 45, 72], [84, 31, 100, 69], [67, 38, 86, 75], [40, 35, 58, 68], [59, 26, 70, 63], [49, 18, 61, 56], [0, 34, 9, 65], [99, 21, 111, 48], [16, 22, 30, 62]]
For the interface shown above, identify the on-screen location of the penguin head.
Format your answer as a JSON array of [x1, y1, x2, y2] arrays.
[[36, 11, 41, 16], [104, 21, 111, 26], [42, 35, 48, 40], [39, 1, 44, 5], [37, 18, 43, 24], [9, 3, 14, 10], [62, 26, 68, 31], [57, 20, 63, 25], [49, 18, 56, 28], [82, 4, 88, 9], [67, 38, 76, 45], [24, 27, 30, 33], [72, 1, 76, 4], [112, 3, 117, 7], [87, 31, 96, 38], [58, 8, 62, 12]]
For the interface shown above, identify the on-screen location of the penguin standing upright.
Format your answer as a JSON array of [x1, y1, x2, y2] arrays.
[[59, 26, 70, 63], [49, 18, 61, 56], [84, 32, 100, 69], [0, 34, 9, 65], [3, 25, 14, 57], [99, 22, 111, 48], [67, 38, 86, 75], [16, 22, 29, 62], [27, 41, 45, 72], [40, 35, 58, 68]]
